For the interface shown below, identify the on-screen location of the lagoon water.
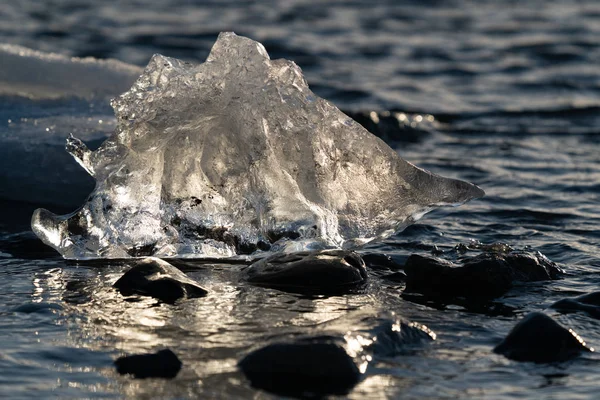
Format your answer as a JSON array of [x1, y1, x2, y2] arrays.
[[1, 1, 600, 398]]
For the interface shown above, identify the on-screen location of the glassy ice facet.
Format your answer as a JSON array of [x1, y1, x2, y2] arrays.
[[31, 32, 484, 260]]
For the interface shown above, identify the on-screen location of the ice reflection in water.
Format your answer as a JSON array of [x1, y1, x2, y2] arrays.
[[20, 245, 600, 399], [32, 261, 387, 397]]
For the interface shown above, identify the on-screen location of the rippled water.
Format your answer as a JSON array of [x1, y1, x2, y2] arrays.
[[1, 1, 600, 398]]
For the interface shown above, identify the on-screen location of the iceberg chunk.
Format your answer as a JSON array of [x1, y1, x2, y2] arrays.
[[31, 32, 484, 260]]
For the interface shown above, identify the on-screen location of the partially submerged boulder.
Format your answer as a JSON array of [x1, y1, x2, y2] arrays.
[[115, 349, 182, 379], [244, 250, 367, 295], [114, 257, 208, 304], [504, 251, 563, 280], [381, 271, 407, 283], [238, 312, 436, 396], [361, 252, 403, 271], [493, 312, 593, 363], [403, 251, 562, 300], [551, 291, 600, 319], [403, 254, 513, 300], [239, 339, 361, 397], [359, 318, 436, 357]]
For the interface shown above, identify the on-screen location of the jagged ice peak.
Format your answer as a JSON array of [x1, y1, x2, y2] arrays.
[[31, 32, 484, 260]]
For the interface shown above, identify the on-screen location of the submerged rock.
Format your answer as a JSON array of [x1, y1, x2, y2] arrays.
[[493, 312, 593, 363], [357, 317, 436, 357], [115, 349, 182, 379], [504, 251, 563, 280], [403, 251, 561, 300], [361, 252, 403, 271], [113, 257, 207, 304], [551, 291, 600, 319], [31, 32, 483, 260], [238, 314, 435, 396], [238, 339, 361, 397], [381, 271, 407, 283], [244, 249, 367, 295], [403, 254, 513, 300]]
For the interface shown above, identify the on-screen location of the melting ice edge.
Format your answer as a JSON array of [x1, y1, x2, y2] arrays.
[[31, 32, 484, 260]]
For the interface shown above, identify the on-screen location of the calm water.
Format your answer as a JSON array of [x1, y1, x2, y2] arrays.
[[1, 0, 600, 398]]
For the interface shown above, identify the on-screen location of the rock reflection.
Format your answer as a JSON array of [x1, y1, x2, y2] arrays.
[[32, 261, 383, 396], [29, 259, 442, 398]]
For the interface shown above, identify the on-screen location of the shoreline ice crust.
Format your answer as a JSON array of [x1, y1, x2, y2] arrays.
[[31, 32, 484, 260]]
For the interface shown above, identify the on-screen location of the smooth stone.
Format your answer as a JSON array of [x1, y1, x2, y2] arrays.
[[404, 254, 513, 299], [361, 252, 403, 270], [238, 339, 361, 397], [381, 271, 407, 283], [493, 312, 593, 363], [244, 250, 367, 295], [115, 349, 182, 379], [364, 318, 435, 357], [551, 291, 600, 318], [113, 257, 208, 304], [403, 251, 561, 300]]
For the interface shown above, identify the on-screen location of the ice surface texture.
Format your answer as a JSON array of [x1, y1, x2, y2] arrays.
[[31, 32, 484, 260]]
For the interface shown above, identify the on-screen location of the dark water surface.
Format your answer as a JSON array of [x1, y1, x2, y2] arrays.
[[1, 1, 600, 398]]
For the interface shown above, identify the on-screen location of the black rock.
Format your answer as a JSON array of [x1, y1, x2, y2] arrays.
[[404, 254, 513, 300], [363, 318, 435, 357], [361, 253, 403, 270], [551, 291, 600, 318], [115, 349, 182, 379], [493, 312, 593, 363], [403, 251, 562, 300], [503, 251, 563, 280], [238, 339, 361, 397], [114, 257, 208, 304], [382, 271, 407, 283], [244, 250, 367, 295]]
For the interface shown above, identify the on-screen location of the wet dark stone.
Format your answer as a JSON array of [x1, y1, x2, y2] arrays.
[[238, 340, 360, 397], [503, 251, 563, 280], [551, 291, 600, 318], [364, 318, 435, 357], [403, 251, 561, 300], [381, 271, 407, 283], [404, 254, 513, 299], [361, 252, 403, 270], [114, 257, 208, 304], [493, 312, 593, 363], [244, 250, 367, 295], [115, 349, 182, 379]]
